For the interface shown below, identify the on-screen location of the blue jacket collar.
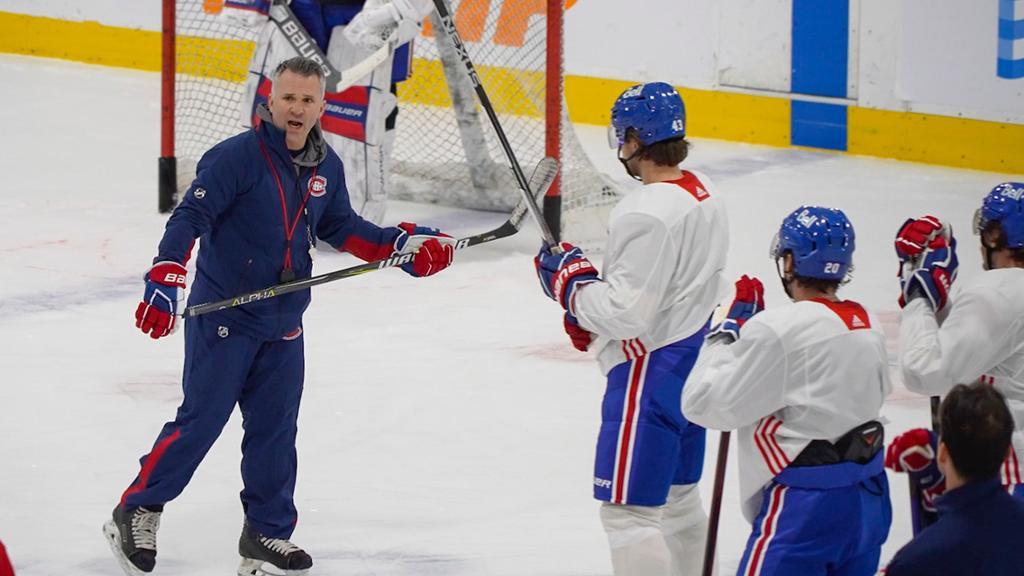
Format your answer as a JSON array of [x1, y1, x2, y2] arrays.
[[936, 476, 1003, 514]]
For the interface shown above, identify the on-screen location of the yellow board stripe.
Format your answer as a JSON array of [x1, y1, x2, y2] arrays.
[[2, 10, 1021, 174], [0, 11, 162, 71], [848, 107, 1024, 174]]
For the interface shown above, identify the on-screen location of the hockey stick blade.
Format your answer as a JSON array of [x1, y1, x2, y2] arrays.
[[269, 0, 390, 93], [183, 157, 559, 318]]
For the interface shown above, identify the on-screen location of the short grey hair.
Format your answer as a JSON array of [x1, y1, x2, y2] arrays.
[[271, 56, 326, 97]]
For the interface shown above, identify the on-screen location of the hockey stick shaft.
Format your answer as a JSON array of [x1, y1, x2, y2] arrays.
[[702, 430, 730, 576], [183, 157, 559, 318], [430, 0, 559, 248], [908, 394, 942, 535], [269, 0, 389, 93]]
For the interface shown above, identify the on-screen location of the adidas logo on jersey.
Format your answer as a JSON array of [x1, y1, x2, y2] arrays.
[[851, 314, 865, 328]]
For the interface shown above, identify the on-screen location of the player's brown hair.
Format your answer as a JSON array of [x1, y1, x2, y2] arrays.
[[626, 129, 690, 167], [940, 382, 1014, 482], [981, 221, 1024, 264], [272, 56, 326, 97]]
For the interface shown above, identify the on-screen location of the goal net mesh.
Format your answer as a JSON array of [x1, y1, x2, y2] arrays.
[[171, 0, 620, 250]]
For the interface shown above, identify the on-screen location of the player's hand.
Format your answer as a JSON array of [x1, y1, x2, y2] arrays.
[[344, 0, 423, 50], [895, 215, 947, 261], [218, 0, 271, 29], [707, 275, 764, 342], [535, 243, 598, 312], [393, 222, 455, 277], [897, 228, 958, 311], [563, 313, 593, 352], [885, 428, 946, 512], [135, 261, 186, 339]]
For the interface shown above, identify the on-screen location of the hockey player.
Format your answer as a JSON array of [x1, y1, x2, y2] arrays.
[[535, 82, 729, 576], [220, 0, 435, 225], [682, 207, 892, 576], [103, 57, 454, 576], [889, 182, 1024, 500]]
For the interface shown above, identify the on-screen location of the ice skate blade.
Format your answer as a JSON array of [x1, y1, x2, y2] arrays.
[[238, 557, 309, 576], [103, 520, 149, 576]]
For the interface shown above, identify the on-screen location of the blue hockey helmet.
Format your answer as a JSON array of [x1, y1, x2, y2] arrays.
[[771, 206, 856, 281], [608, 82, 686, 148], [974, 182, 1024, 249]]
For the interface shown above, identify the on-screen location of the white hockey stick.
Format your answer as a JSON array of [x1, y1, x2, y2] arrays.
[[430, 0, 560, 249], [268, 0, 390, 93]]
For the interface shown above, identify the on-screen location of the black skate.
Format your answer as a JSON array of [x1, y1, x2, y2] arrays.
[[102, 504, 163, 575], [237, 520, 312, 576]]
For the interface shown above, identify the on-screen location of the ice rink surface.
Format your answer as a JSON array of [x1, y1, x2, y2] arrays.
[[1, 54, 1021, 575]]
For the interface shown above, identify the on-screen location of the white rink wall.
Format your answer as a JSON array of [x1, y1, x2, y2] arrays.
[[2, 0, 1022, 123]]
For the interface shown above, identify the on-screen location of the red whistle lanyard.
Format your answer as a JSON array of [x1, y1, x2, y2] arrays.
[[258, 140, 315, 278]]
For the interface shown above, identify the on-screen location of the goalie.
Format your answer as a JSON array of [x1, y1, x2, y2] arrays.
[[221, 0, 435, 225]]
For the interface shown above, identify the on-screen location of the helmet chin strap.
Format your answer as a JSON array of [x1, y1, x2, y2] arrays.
[[982, 241, 995, 271], [775, 257, 795, 300], [618, 146, 644, 181]]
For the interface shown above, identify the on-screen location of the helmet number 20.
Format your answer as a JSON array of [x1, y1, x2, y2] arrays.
[[824, 262, 840, 274]]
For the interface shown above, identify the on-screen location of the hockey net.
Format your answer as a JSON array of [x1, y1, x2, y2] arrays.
[[165, 0, 620, 250]]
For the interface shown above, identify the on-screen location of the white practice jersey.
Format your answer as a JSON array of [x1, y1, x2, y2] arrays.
[[574, 170, 729, 375], [682, 299, 892, 522], [900, 267, 1024, 486]]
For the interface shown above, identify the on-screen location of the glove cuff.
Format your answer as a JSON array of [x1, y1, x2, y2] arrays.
[[147, 261, 188, 288]]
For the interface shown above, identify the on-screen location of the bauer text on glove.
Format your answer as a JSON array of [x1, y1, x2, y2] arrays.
[[393, 222, 455, 277], [135, 261, 186, 339]]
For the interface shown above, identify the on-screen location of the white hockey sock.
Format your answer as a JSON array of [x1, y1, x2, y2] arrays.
[[600, 503, 671, 576], [662, 484, 715, 576]]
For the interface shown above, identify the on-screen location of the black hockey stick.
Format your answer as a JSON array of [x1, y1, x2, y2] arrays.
[[183, 157, 559, 318], [702, 430, 730, 576], [268, 0, 390, 93], [430, 0, 560, 249], [908, 395, 942, 535]]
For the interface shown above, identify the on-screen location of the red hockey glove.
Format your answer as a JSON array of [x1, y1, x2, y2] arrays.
[[895, 215, 945, 261], [895, 216, 959, 311], [885, 428, 946, 512], [135, 261, 186, 340], [394, 222, 455, 277], [898, 235, 959, 311], [707, 275, 764, 342], [535, 243, 599, 313], [0, 540, 14, 576], [564, 312, 594, 352]]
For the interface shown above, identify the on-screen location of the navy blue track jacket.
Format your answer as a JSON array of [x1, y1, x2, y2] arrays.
[[885, 477, 1024, 575], [157, 106, 401, 340]]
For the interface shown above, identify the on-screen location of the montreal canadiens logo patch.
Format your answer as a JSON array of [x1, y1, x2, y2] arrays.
[[308, 175, 327, 197]]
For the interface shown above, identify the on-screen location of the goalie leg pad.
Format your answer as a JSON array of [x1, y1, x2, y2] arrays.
[[240, 23, 295, 130], [323, 25, 396, 225]]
